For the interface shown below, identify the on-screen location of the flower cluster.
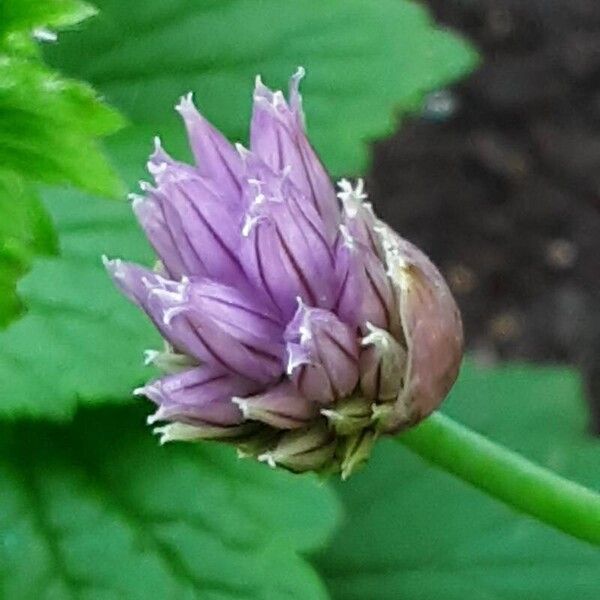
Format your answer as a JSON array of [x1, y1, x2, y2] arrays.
[[105, 69, 463, 478]]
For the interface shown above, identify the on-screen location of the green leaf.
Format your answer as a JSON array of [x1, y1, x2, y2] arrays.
[[0, 137, 158, 419], [0, 171, 58, 327], [0, 0, 97, 40], [0, 0, 126, 327], [0, 405, 340, 598], [0, 58, 125, 197], [315, 362, 600, 600], [46, 0, 477, 175]]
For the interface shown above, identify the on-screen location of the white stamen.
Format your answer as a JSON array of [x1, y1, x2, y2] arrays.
[[146, 405, 169, 425], [128, 193, 144, 203], [299, 325, 312, 345], [294, 66, 306, 80], [320, 408, 343, 424], [285, 347, 312, 376], [337, 178, 368, 218], [272, 90, 285, 107]]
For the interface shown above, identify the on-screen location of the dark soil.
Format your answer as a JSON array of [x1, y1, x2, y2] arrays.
[[370, 0, 600, 432]]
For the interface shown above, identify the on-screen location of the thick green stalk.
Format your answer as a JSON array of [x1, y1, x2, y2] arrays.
[[396, 412, 600, 546]]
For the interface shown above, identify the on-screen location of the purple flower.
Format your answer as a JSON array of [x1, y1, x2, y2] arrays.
[[105, 69, 463, 478]]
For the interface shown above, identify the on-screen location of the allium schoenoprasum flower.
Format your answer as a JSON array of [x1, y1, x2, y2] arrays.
[[104, 68, 464, 478]]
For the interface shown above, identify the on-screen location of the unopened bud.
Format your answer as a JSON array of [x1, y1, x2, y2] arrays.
[[359, 322, 407, 401], [153, 421, 259, 444], [321, 395, 373, 436], [338, 429, 377, 480], [233, 381, 318, 429], [258, 421, 336, 473]]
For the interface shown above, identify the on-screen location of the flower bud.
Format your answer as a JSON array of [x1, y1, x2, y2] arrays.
[[334, 225, 399, 335], [359, 322, 407, 402], [284, 300, 359, 404], [251, 68, 339, 240], [153, 420, 259, 443], [258, 421, 336, 473], [321, 395, 373, 436], [232, 381, 318, 429], [239, 153, 336, 319], [107, 69, 462, 479]]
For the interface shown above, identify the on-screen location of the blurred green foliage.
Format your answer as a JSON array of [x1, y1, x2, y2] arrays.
[[0, 405, 340, 598], [0, 0, 123, 327], [45, 0, 477, 176]]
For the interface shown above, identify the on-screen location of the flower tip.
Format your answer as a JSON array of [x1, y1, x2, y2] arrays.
[[143, 349, 159, 366], [102, 255, 123, 278], [234, 142, 250, 158], [127, 192, 143, 204], [153, 425, 170, 445], [293, 65, 306, 80], [175, 91, 195, 115], [146, 409, 164, 425]]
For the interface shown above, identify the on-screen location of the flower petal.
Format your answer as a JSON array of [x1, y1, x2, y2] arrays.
[[285, 301, 359, 403], [133, 173, 252, 286], [141, 364, 260, 426], [334, 225, 399, 335], [250, 69, 339, 240], [176, 92, 243, 200], [147, 277, 285, 383], [240, 154, 336, 319], [233, 381, 318, 429], [103, 257, 179, 339], [130, 194, 189, 280]]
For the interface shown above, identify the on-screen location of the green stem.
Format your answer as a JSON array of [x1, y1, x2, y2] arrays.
[[396, 412, 600, 546]]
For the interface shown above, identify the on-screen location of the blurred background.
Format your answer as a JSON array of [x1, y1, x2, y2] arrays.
[[373, 0, 600, 434], [0, 1, 599, 598]]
